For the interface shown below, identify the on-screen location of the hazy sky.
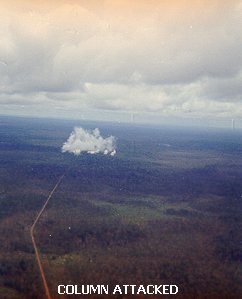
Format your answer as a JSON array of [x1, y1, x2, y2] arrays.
[[0, 0, 242, 123]]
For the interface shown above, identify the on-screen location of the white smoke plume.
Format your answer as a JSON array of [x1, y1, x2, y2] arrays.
[[62, 127, 116, 156]]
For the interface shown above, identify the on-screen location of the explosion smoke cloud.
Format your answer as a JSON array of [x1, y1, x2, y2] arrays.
[[62, 127, 116, 156]]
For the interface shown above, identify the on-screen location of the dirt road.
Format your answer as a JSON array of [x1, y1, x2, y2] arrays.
[[30, 174, 65, 299]]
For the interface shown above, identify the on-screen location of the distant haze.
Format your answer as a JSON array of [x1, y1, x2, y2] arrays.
[[0, 1, 242, 123]]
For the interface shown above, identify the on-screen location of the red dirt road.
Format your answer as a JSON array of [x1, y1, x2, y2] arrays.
[[30, 174, 65, 299]]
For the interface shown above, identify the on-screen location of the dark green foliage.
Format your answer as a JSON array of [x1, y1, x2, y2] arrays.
[[0, 116, 242, 298]]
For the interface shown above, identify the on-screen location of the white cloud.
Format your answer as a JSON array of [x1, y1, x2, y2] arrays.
[[0, 1, 242, 120], [62, 127, 116, 156]]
